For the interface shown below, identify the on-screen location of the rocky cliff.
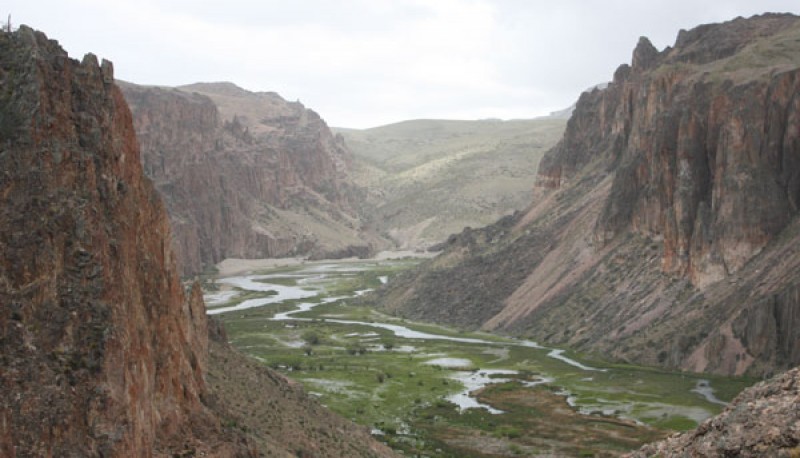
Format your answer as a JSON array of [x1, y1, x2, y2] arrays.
[[0, 26, 250, 456], [374, 14, 800, 377], [121, 81, 385, 276], [0, 27, 394, 457], [630, 366, 800, 457]]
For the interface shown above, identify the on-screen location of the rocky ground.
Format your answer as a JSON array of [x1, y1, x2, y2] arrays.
[[629, 367, 800, 457]]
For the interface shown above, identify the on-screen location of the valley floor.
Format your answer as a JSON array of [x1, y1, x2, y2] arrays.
[[204, 255, 755, 457]]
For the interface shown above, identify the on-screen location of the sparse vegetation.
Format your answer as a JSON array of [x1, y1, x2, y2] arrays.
[[336, 118, 566, 248]]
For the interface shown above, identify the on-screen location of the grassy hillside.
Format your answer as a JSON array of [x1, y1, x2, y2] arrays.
[[335, 118, 566, 248]]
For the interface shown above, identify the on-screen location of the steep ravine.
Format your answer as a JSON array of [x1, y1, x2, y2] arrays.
[[0, 26, 394, 457], [374, 13, 800, 377]]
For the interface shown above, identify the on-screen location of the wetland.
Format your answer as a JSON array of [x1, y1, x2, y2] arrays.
[[205, 257, 755, 457]]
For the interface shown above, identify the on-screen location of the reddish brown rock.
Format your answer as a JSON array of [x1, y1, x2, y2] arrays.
[[0, 27, 395, 457], [540, 13, 800, 287], [0, 26, 252, 456], [120, 81, 385, 276], [375, 14, 800, 377]]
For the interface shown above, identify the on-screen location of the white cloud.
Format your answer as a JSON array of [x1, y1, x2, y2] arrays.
[[6, 0, 800, 127]]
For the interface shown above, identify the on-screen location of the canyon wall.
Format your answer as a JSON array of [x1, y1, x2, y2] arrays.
[[0, 26, 250, 456], [0, 27, 395, 457], [375, 14, 800, 377], [121, 81, 384, 276]]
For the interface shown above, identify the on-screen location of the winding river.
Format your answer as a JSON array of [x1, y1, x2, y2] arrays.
[[205, 262, 725, 418]]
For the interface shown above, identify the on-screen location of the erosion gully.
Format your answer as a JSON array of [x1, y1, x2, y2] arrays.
[[204, 257, 754, 457]]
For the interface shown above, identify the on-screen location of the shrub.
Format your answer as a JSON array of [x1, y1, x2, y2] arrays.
[[301, 330, 320, 345]]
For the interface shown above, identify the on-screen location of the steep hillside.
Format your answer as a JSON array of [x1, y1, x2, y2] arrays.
[[121, 81, 387, 276], [374, 13, 800, 377], [0, 26, 394, 457], [337, 118, 565, 248]]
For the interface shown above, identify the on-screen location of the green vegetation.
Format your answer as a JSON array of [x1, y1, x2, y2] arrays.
[[208, 259, 756, 457]]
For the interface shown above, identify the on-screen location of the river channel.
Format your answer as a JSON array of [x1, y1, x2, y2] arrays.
[[204, 258, 744, 431]]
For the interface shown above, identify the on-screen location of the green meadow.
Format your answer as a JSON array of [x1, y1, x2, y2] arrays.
[[208, 258, 755, 457]]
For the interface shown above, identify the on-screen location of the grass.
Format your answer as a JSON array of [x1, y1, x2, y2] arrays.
[[208, 259, 756, 457]]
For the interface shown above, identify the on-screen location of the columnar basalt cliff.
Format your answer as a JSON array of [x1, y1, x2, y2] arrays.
[[0, 27, 395, 457], [375, 14, 800, 377], [121, 81, 384, 276]]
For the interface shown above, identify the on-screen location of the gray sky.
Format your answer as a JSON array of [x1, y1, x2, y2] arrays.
[[6, 1, 800, 128]]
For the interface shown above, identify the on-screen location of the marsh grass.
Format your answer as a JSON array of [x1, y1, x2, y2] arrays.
[[209, 259, 756, 457]]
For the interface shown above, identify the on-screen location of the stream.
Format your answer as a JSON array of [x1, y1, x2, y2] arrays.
[[205, 262, 725, 418]]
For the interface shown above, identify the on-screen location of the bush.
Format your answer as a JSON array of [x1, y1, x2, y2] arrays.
[[493, 425, 521, 439], [345, 344, 367, 355], [301, 330, 320, 345]]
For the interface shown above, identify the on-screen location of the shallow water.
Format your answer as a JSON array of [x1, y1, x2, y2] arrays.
[[424, 357, 474, 368], [447, 369, 519, 414], [691, 379, 728, 406], [206, 259, 726, 420], [206, 275, 318, 315]]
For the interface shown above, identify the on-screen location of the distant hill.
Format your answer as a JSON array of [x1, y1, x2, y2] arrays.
[[335, 118, 566, 248]]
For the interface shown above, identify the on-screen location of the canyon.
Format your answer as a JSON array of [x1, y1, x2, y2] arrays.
[[0, 26, 393, 457], [375, 13, 800, 378], [2, 10, 799, 458], [120, 81, 386, 276]]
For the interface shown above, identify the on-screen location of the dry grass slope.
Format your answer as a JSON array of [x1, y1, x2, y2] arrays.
[[336, 118, 566, 248]]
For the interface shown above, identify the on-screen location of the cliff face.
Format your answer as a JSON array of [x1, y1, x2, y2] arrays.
[[375, 14, 800, 377], [540, 14, 800, 288], [0, 27, 249, 456], [0, 27, 396, 457], [121, 81, 384, 276]]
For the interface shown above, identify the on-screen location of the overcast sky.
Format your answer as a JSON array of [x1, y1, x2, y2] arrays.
[[6, 1, 800, 128]]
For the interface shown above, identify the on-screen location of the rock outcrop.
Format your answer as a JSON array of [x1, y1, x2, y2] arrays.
[[374, 14, 800, 377], [630, 366, 800, 457], [120, 81, 386, 276], [0, 26, 251, 456], [0, 27, 395, 457]]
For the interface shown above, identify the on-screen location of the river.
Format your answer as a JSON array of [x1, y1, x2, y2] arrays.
[[205, 260, 727, 419]]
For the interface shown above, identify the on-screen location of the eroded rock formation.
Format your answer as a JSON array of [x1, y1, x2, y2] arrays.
[[0, 26, 250, 456], [375, 14, 800, 377], [121, 81, 385, 276], [0, 27, 395, 457]]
